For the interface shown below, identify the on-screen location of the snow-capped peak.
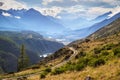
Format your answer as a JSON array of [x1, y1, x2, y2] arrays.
[[108, 6, 120, 19]]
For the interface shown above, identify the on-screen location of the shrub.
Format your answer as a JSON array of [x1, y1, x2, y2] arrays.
[[88, 58, 105, 67], [66, 64, 75, 71], [103, 43, 115, 50], [51, 68, 65, 75], [75, 63, 85, 71], [44, 67, 51, 73], [31, 65, 40, 69], [85, 39, 91, 43], [101, 50, 109, 56], [64, 55, 70, 60], [94, 48, 102, 54], [113, 47, 120, 57], [40, 72, 47, 79], [78, 57, 89, 66], [67, 61, 72, 64], [72, 57, 89, 71], [117, 71, 120, 76], [40, 68, 51, 79], [75, 51, 86, 59]]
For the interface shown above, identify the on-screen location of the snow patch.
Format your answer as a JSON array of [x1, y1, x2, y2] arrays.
[[2, 12, 12, 17], [14, 16, 21, 19], [108, 6, 120, 19]]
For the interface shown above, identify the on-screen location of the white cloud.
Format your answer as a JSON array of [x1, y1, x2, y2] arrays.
[[0, 0, 62, 18], [64, 5, 85, 13], [31, 0, 120, 20], [56, 16, 61, 19], [34, 6, 62, 18], [71, 0, 79, 2], [101, 0, 120, 6], [71, 0, 120, 6], [14, 16, 21, 19], [2, 12, 12, 17], [86, 7, 112, 19], [0, 0, 119, 20], [56, 38, 66, 42], [55, 38, 69, 44], [84, 6, 120, 19], [0, 0, 28, 10], [42, 0, 63, 5]]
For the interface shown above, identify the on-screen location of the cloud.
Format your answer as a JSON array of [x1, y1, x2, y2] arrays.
[[68, 6, 120, 20], [0, 0, 120, 20], [2, 12, 12, 17], [41, 0, 114, 8], [71, 0, 78, 2], [101, 0, 120, 6], [34, 6, 62, 18], [64, 5, 85, 13], [36, 0, 120, 20], [0, 0, 28, 10], [85, 7, 112, 19], [42, 0, 63, 5], [56, 16, 61, 19], [56, 38, 66, 42], [81, 5, 120, 20]]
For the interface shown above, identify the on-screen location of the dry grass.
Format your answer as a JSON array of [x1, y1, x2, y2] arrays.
[[43, 58, 120, 80], [21, 58, 120, 80]]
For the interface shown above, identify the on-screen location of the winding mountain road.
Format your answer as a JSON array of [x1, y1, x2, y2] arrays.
[[52, 47, 78, 69], [2, 47, 78, 80]]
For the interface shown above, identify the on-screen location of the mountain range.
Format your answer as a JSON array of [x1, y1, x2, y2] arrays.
[[0, 8, 65, 33], [0, 8, 120, 44], [54, 11, 120, 42]]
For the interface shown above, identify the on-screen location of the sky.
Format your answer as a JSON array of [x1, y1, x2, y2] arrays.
[[0, 0, 120, 20]]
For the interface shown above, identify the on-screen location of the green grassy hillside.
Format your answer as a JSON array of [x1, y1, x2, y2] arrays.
[[0, 31, 64, 73]]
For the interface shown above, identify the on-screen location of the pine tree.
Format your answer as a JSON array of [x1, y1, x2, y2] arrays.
[[18, 44, 30, 71]]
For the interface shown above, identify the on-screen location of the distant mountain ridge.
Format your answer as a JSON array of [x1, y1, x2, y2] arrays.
[[0, 8, 65, 33], [62, 12, 120, 42], [88, 18, 120, 39], [0, 31, 64, 72], [92, 11, 112, 22], [0, 31, 64, 54]]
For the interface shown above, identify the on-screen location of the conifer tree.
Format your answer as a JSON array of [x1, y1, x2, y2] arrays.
[[18, 44, 30, 71]]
